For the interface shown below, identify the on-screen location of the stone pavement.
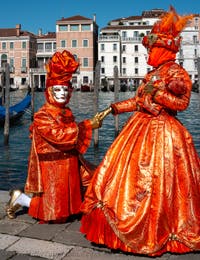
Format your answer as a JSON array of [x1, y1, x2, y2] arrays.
[[0, 190, 199, 260]]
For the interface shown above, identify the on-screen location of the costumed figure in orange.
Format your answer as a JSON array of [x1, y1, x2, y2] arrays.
[[80, 7, 200, 256], [6, 50, 100, 223]]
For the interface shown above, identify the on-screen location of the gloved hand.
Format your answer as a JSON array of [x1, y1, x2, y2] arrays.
[[90, 107, 112, 129]]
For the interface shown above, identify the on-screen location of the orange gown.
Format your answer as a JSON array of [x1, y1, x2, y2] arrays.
[[80, 61, 200, 256], [25, 103, 92, 222]]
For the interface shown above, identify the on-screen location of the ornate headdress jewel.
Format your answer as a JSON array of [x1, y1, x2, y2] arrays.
[[142, 6, 193, 52]]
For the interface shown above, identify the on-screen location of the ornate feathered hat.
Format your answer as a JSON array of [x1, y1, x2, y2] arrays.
[[142, 6, 193, 53], [45, 50, 79, 88]]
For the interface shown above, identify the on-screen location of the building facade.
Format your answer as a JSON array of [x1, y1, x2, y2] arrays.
[[0, 24, 37, 88], [0, 10, 199, 91], [98, 9, 200, 90], [56, 15, 98, 90], [0, 15, 98, 90]]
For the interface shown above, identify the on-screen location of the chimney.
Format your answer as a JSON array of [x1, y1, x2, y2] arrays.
[[93, 14, 96, 23], [38, 28, 42, 36], [16, 24, 21, 37]]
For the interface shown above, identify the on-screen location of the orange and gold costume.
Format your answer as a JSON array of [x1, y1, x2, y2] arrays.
[[80, 7, 200, 256], [25, 51, 93, 222]]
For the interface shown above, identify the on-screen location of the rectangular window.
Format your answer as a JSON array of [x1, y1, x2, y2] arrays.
[[53, 42, 56, 51], [22, 58, 26, 67], [122, 45, 126, 52], [37, 43, 43, 51], [83, 58, 88, 67], [21, 58, 27, 72], [83, 39, 88, 47], [135, 68, 138, 74], [61, 40, 66, 48], [113, 56, 117, 63], [113, 43, 117, 51], [22, 41, 26, 49], [81, 24, 90, 31], [10, 58, 14, 67], [135, 57, 138, 64], [45, 42, 52, 51], [122, 31, 127, 38], [2, 42, 6, 49], [83, 76, 89, 83], [59, 25, 68, 31], [101, 56, 105, 63], [72, 76, 77, 84], [70, 24, 79, 31], [101, 68, 105, 74], [193, 35, 198, 44], [10, 58, 14, 73], [101, 44, 105, 51], [122, 68, 126, 75], [134, 45, 138, 52], [122, 57, 126, 64], [10, 42, 14, 49], [72, 40, 77, 47]]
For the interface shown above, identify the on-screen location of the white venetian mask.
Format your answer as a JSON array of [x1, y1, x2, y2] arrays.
[[52, 85, 69, 104]]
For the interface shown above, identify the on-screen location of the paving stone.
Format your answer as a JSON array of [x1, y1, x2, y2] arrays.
[[19, 222, 68, 241], [0, 190, 10, 203], [0, 234, 20, 249], [63, 246, 170, 260], [0, 249, 16, 259], [6, 237, 74, 259], [0, 191, 200, 259], [65, 220, 81, 232], [0, 219, 30, 235], [169, 252, 200, 260], [14, 209, 37, 224], [11, 253, 47, 259]]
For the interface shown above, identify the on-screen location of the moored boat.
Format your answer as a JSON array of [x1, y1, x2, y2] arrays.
[[0, 92, 31, 126]]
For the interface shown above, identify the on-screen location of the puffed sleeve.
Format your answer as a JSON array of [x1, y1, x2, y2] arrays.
[[154, 66, 192, 112]]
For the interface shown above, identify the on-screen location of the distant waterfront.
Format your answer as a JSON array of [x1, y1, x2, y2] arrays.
[[0, 90, 199, 191]]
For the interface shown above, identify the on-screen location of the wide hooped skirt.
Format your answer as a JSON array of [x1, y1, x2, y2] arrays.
[[80, 111, 200, 256]]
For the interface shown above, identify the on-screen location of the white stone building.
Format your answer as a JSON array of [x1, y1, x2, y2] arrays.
[[98, 9, 200, 90]]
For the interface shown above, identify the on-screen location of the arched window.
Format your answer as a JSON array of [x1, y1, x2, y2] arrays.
[[1, 54, 7, 67]]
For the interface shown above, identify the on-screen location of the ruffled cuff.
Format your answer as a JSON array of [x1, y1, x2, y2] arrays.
[[76, 119, 93, 154]]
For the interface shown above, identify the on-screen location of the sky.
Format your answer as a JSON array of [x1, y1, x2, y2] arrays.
[[0, 0, 199, 35]]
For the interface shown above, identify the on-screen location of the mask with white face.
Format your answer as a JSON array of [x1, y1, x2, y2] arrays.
[[52, 85, 70, 104]]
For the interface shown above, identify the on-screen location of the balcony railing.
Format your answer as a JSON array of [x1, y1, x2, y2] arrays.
[[98, 35, 120, 41], [121, 37, 142, 42]]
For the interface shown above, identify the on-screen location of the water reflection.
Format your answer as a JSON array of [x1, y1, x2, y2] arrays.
[[0, 90, 199, 190]]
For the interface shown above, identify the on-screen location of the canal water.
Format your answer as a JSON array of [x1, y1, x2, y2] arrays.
[[0, 90, 200, 191]]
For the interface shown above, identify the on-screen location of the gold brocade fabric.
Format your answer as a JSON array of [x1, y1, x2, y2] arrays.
[[80, 61, 200, 255], [25, 103, 92, 221]]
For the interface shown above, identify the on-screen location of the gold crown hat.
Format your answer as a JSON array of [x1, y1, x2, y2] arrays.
[[142, 6, 193, 52], [45, 50, 79, 88]]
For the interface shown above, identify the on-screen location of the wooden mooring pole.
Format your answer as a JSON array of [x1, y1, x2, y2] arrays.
[[93, 61, 101, 147], [197, 57, 200, 94], [114, 66, 119, 136], [3, 63, 10, 145], [30, 70, 35, 121]]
